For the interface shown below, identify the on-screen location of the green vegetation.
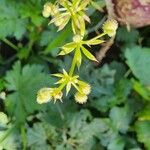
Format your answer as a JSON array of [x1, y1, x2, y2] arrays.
[[0, 0, 150, 150]]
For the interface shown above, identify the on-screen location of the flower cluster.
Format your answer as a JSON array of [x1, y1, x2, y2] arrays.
[[37, 69, 91, 104], [42, 0, 91, 35], [53, 69, 91, 104], [37, 1, 118, 104]]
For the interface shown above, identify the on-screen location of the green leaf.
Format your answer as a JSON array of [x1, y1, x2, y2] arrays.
[[0, 79, 5, 91], [91, 1, 105, 11], [138, 104, 150, 121], [76, 48, 82, 68], [90, 118, 125, 150], [44, 25, 72, 55], [0, 129, 19, 150], [109, 106, 133, 133], [4, 61, 54, 124], [125, 46, 150, 85], [27, 123, 52, 150], [0, 112, 8, 128], [116, 27, 139, 44], [85, 39, 104, 45], [135, 121, 150, 150], [19, 1, 44, 26], [81, 46, 98, 62], [132, 79, 150, 101], [0, 0, 27, 39], [58, 42, 76, 55], [40, 30, 53, 46]]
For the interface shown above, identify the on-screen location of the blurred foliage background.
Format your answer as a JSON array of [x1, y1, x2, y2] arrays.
[[0, 0, 150, 150]]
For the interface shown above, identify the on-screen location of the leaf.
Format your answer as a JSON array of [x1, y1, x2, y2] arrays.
[[114, 79, 132, 103], [91, 1, 105, 11], [58, 42, 76, 55], [44, 25, 72, 55], [125, 46, 150, 85], [116, 27, 139, 44], [66, 110, 98, 150], [19, 0, 44, 26], [135, 121, 150, 150], [85, 39, 104, 45], [132, 79, 150, 101], [66, 83, 71, 95], [76, 48, 82, 69], [89, 118, 125, 150], [138, 104, 150, 121], [27, 123, 51, 150], [4, 61, 54, 124], [40, 30, 53, 46], [0, 0, 27, 39], [109, 105, 133, 133], [0, 112, 8, 128], [0, 129, 19, 150], [78, 13, 85, 36], [81, 46, 98, 62]]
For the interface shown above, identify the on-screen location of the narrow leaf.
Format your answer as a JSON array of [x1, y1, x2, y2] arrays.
[[81, 46, 98, 62]]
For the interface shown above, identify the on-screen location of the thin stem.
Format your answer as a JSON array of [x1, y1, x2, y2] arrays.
[[69, 48, 78, 76], [92, 33, 106, 40], [58, 82, 67, 91], [124, 69, 132, 78], [87, 16, 107, 34], [1, 38, 19, 51], [21, 125, 27, 150]]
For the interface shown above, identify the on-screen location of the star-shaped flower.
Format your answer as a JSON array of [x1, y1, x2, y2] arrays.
[[52, 69, 79, 95]]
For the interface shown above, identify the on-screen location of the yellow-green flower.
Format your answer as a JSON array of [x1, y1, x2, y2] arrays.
[[75, 92, 88, 104], [43, 0, 91, 35], [37, 88, 52, 104], [53, 69, 79, 95], [58, 34, 105, 68], [102, 19, 118, 37]]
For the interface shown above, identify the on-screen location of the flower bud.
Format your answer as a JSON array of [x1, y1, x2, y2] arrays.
[[37, 88, 52, 104], [75, 92, 88, 104], [80, 83, 91, 95], [102, 19, 118, 37], [51, 5, 59, 16], [42, 2, 52, 18], [51, 88, 63, 102]]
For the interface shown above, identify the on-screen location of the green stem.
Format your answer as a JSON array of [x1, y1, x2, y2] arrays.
[[1, 38, 19, 51], [58, 82, 67, 91], [124, 69, 131, 78], [87, 16, 107, 34], [69, 49, 78, 76], [92, 33, 106, 40], [21, 125, 27, 150]]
